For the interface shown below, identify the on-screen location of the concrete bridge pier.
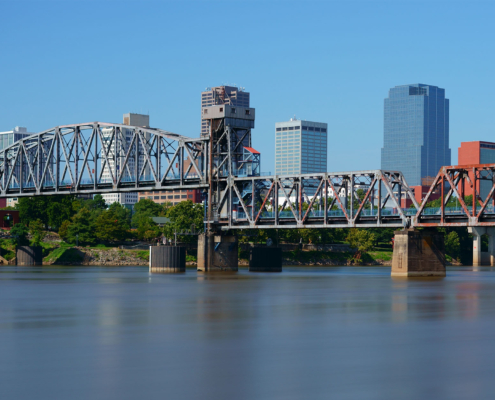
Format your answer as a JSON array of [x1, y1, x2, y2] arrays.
[[197, 233, 238, 272], [391, 229, 446, 277], [149, 246, 186, 273], [468, 227, 495, 266], [249, 247, 282, 272]]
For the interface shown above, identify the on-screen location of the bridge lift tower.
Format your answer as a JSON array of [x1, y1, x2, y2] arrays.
[[199, 104, 257, 271]]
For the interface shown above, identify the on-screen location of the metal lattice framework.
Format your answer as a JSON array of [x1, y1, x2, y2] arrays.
[[3, 118, 495, 230], [218, 170, 418, 229], [0, 122, 208, 196], [413, 164, 495, 227]]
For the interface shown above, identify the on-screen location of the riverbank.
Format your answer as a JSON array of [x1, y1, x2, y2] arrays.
[[37, 246, 393, 267]]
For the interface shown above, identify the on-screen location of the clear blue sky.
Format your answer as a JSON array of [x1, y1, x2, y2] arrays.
[[1, 0, 493, 173]]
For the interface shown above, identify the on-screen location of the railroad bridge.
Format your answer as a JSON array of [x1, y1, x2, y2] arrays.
[[2, 105, 494, 273]]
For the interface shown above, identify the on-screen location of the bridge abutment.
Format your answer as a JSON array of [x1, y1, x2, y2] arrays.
[[197, 233, 238, 272], [16, 246, 42, 266], [391, 229, 446, 277], [468, 227, 495, 266]]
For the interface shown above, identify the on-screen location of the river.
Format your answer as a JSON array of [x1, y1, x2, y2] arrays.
[[1, 265, 494, 400]]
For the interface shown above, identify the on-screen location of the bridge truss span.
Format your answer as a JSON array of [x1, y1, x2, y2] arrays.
[[413, 163, 495, 227], [217, 170, 418, 230], [0, 122, 208, 196]]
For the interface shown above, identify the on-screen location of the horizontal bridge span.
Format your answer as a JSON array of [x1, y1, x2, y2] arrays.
[[214, 164, 495, 230], [0, 122, 208, 196], [216, 170, 416, 229]]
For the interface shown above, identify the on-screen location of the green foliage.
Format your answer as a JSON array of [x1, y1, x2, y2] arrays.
[[163, 201, 204, 243], [17, 195, 78, 230], [84, 194, 107, 211], [135, 250, 150, 261], [58, 220, 71, 242], [95, 207, 129, 242], [445, 231, 460, 260], [10, 223, 29, 246], [29, 219, 46, 247], [131, 199, 164, 228], [346, 228, 376, 253], [44, 247, 84, 263], [137, 217, 161, 241], [66, 208, 97, 245]]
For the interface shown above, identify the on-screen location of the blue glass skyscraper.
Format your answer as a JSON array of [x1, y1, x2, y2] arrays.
[[381, 84, 451, 186]]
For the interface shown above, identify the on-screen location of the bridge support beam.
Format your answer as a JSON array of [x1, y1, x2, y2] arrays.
[[197, 233, 238, 272], [468, 227, 495, 266], [391, 229, 446, 277]]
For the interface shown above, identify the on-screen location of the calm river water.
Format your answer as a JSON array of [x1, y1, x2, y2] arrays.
[[1, 265, 495, 399]]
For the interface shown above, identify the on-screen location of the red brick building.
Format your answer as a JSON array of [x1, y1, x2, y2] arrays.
[[138, 189, 202, 206], [458, 141, 495, 199]]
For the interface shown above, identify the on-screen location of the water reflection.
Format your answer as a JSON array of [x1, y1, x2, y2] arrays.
[[1, 265, 495, 399]]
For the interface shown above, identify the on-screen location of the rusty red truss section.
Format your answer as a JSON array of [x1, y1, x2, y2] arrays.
[[413, 163, 495, 227]]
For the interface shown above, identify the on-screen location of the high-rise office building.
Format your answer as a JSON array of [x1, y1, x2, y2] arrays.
[[101, 113, 150, 207], [201, 86, 250, 136], [275, 118, 328, 176], [0, 126, 33, 150], [381, 83, 451, 187]]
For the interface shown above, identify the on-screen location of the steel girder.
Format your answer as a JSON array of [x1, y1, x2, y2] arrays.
[[216, 170, 417, 230], [0, 122, 208, 196], [413, 163, 495, 227]]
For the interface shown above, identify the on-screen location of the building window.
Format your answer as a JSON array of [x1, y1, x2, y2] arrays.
[[220, 107, 223, 112], [203, 109, 208, 114], [174, 195, 180, 199], [154, 196, 159, 200], [168, 195, 173, 199], [161, 196, 167, 199], [188, 195, 193, 198], [147, 196, 152, 199], [231, 108, 236, 114], [181, 195, 187, 199], [245, 110, 250, 115]]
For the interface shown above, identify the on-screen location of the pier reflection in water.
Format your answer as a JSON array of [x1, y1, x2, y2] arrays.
[[1, 265, 495, 400]]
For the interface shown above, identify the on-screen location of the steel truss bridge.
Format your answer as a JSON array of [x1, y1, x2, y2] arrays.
[[1, 117, 495, 230]]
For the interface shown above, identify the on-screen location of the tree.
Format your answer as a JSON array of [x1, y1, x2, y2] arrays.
[[108, 202, 131, 230], [445, 231, 460, 261], [58, 220, 71, 242], [17, 195, 78, 231], [66, 208, 97, 245], [29, 219, 46, 247], [131, 199, 163, 228], [84, 194, 107, 211], [10, 223, 29, 247], [346, 229, 375, 253], [137, 217, 161, 241], [163, 201, 204, 243], [95, 208, 129, 242]]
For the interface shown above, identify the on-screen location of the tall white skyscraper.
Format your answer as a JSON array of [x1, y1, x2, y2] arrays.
[[275, 118, 327, 176], [100, 113, 150, 207]]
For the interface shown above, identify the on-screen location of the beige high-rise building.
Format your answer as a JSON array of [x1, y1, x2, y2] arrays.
[[201, 86, 250, 136]]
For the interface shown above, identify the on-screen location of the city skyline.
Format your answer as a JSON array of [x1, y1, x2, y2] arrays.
[[1, 1, 494, 176]]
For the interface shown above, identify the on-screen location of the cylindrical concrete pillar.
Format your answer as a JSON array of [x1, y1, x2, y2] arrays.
[[16, 246, 43, 266], [149, 246, 186, 273], [249, 247, 282, 272]]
